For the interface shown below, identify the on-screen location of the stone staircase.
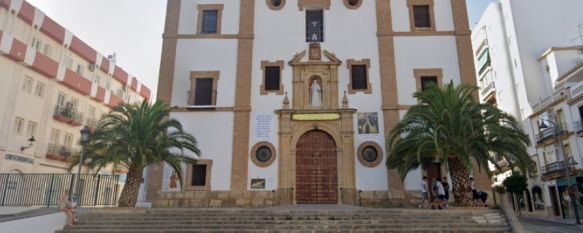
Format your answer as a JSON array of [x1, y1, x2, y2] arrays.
[[56, 207, 511, 233]]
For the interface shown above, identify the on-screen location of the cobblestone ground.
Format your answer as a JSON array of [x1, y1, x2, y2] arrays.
[[519, 216, 583, 233]]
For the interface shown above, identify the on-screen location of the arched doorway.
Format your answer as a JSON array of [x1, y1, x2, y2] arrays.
[[295, 130, 338, 204]]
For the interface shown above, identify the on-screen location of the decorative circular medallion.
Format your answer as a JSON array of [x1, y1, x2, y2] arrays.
[[250, 142, 277, 167], [357, 141, 383, 167], [343, 0, 362, 10], [267, 0, 285, 10], [256, 146, 272, 162]]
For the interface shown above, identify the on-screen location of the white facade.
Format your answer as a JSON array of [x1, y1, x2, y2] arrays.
[[151, 0, 480, 206], [0, 0, 151, 175], [472, 0, 583, 219]]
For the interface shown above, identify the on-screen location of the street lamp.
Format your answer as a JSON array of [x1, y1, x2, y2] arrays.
[[70, 126, 91, 206], [539, 118, 580, 224]]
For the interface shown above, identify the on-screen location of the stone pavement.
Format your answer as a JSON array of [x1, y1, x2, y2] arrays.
[[518, 216, 583, 233]]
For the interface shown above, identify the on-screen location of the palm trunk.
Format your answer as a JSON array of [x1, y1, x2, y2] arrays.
[[118, 167, 143, 207], [448, 158, 473, 206]]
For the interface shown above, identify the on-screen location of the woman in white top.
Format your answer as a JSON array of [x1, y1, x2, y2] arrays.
[[57, 190, 76, 227]]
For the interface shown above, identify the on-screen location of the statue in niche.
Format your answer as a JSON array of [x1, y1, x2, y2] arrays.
[[310, 80, 322, 107]]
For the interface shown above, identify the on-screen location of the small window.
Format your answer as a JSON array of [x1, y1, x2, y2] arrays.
[[14, 117, 24, 134], [265, 66, 281, 91], [50, 129, 60, 144], [191, 164, 207, 186], [362, 146, 378, 163], [201, 10, 218, 34], [268, 0, 285, 10], [26, 121, 37, 137], [22, 77, 33, 93], [357, 142, 383, 167], [344, 0, 362, 9], [57, 93, 66, 107], [76, 64, 84, 76], [194, 78, 213, 105], [64, 133, 73, 148], [413, 5, 431, 28], [34, 82, 45, 97], [256, 146, 272, 162], [351, 65, 368, 90], [306, 10, 324, 42], [420, 76, 437, 91]]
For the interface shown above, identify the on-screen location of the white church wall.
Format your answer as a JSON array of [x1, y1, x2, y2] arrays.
[[172, 39, 238, 107], [391, 0, 410, 32], [171, 112, 234, 191], [178, 0, 240, 35], [394, 36, 461, 105]]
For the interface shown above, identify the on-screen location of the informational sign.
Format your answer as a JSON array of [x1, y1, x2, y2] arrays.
[[250, 179, 266, 189], [5, 154, 34, 164], [254, 113, 274, 141]]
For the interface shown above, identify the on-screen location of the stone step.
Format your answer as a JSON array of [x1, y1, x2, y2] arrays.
[[57, 227, 511, 233], [67, 223, 509, 229], [76, 219, 505, 225]]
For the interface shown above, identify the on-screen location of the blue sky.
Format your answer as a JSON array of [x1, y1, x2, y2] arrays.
[[25, 0, 497, 97]]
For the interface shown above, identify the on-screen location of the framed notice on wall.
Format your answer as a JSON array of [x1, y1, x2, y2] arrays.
[[253, 113, 274, 141]]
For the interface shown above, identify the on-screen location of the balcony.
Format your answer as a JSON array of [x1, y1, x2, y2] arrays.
[[53, 105, 84, 126], [535, 123, 569, 145], [45, 143, 73, 162], [541, 157, 579, 181]]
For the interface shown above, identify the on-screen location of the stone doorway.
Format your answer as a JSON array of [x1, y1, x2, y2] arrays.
[[295, 130, 338, 204]]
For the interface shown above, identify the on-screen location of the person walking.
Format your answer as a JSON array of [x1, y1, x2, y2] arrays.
[[418, 176, 430, 209], [442, 176, 450, 205], [431, 178, 447, 209]]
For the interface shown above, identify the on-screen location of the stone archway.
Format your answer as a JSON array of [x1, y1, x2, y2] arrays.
[[295, 130, 338, 204]]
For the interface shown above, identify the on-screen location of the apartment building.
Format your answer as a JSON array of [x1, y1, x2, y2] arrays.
[[472, 0, 583, 220], [0, 0, 151, 175]]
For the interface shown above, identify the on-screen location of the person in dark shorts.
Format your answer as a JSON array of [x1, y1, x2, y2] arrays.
[[431, 178, 447, 209], [442, 176, 450, 205]]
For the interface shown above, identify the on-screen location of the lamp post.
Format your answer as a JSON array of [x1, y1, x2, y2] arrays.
[[539, 118, 580, 224], [70, 126, 91, 206]]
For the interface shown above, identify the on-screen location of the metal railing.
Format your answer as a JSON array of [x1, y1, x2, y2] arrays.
[[53, 105, 84, 126], [0, 173, 119, 207], [46, 143, 73, 160], [541, 157, 578, 177], [535, 123, 568, 144]]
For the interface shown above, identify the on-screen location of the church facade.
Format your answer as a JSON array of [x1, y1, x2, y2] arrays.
[[146, 0, 489, 207]]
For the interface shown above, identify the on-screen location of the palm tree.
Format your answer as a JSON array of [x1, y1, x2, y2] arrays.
[[70, 100, 200, 207], [387, 82, 532, 206]]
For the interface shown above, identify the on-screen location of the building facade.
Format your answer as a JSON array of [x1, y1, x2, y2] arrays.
[[0, 0, 151, 175], [471, 0, 583, 220], [146, 0, 489, 208]]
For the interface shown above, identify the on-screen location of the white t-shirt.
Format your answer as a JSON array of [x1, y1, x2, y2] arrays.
[[421, 181, 428, 193], [436, 181, 445, 196], [471, 180, 476, 191]]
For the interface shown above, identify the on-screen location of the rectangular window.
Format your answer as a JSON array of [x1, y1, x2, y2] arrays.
[[70, 98, 79, 111], [306, 10, 324, 42], [88, 105, 96, 120], [34, 82, 45, 97], [65, 57, 73, 70], [191, 164, 207, 186], [413, 5, 431, 28], [64, 133, 73, 148], [26, 121, 37, 137], [43, 44, 53, 58], [57, 93, 66, 107], [31, 37, 41, 51], [420, 76, 438, 91], [265, 66, 281, 91], [14, 117, 24, 134], [194, 78, 213, 105], [22, 77, 33, 93], [76, 64, 84, 76], [351, 65, 368, 90], [50, 129, 60, 144], [201, 10, 218, 34]]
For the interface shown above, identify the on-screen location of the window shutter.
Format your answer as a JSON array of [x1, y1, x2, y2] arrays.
[[202, 10, 218, 34], [195, 78, 213, 105], [351, 65, 367, 90], [265, 67, 281, 91], [413, 5, 431, 28], [191, 165, 207, 186]]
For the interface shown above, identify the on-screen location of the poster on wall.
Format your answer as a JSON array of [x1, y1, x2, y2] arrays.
[[250, 179, 266, 189], [162, 163, 184, 192], [253, 113, 274, 141], [358, 112, 379, 135]]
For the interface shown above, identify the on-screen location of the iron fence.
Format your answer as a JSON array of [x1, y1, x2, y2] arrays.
[[0, 173, 120, 207]]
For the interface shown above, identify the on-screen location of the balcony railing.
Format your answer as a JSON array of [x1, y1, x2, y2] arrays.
[[187, 90, 217, 106], [541, 157, 578, 180], [53, 105, 83, 126], [535, 123, 568, 144], [45, 143, 73, 162]]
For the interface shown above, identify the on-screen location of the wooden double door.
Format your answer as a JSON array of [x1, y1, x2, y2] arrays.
[[295, 130, 338, 204]]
